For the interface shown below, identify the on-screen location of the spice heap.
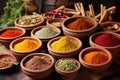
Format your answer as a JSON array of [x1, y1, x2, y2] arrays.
[[51, 22, 61, 27], [94, 33, 120, 47], [67, 18, 92, 30], [56, 59, 77, 71], [0, 56, 14, 68], [51, 36, 80, 52], [17, 15, 42, 26], [0, 29, 22, 38], [34, 27, 58, 38], [84, 51, 109, 64], [25, 55, 52, 70], [14, 39, 39, 51]]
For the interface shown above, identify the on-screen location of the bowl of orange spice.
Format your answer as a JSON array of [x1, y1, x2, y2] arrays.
[[79, 47, 112, 74], [62, 16, 98, 40], [0, 27, 26, 48]]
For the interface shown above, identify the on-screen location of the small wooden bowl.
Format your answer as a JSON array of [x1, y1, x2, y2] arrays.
[[89, 31, 120, 55], [31, 26, 61, 42], [55, 58, 81, 80], [0, 27, 26, 49], [79, 47, 112, 74], [10, 37, 42, 60], [20, 53, 55, 79], [47, 36, 83, 59], [62, 16, 98, 40]]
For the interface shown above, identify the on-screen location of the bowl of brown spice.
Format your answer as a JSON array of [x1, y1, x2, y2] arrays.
[[20, 53, 55, 79], [0, 54, 18, 71], [79, 47, 112, 74], [62, 16, 98, 40]]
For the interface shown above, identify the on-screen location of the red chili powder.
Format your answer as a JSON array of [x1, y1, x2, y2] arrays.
[[94, 33, 120, 47], [67, 18, 92, 30], [0, 29, 22, 38]]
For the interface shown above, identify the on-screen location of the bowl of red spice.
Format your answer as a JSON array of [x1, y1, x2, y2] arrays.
[[79, 47, 112, 74], [20, 53, 55, 79], [62, 16, 98, 40], [31, 26, 61, 42], [10, 37, 42, 60], [0, 27, 26, 48], [47, 36, 83, 59], [0, 54, 18, 71], [55, 58, 81, 80], [89, 32, 120, 54]]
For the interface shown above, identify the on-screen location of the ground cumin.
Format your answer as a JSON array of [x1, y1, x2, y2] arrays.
[[67, 18, 92, 30], [83, 51, 109, 64], [25, 55, 52, 70]]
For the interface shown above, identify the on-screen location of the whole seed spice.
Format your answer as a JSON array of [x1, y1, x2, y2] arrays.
[[57, 59, 77, 72], [25, 55, 52, 70]]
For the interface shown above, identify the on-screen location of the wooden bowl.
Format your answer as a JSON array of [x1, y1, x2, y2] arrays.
[[0, 27, 26, 49], [31, 26, 61, 42], [47, 36, 83, 59], [62, 16, 98, 40], [20, 53, 55, 79], [79, 47, 112, 74], [9, 37, 42, 60]]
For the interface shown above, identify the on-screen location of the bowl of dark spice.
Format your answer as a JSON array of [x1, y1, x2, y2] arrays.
[[100, 21, 120, 34], [10, 37, 42, 60], [0, 27, 26, 48], [89, 32, 120, 54], [20, 53, 55, 79], [62, 16, 98, 40], [31, 26, 61, 42], [47, 36, 83, 59], [0, 54, 18, 71], [55, 58, 81, 80], [79, 47, 112, 74]]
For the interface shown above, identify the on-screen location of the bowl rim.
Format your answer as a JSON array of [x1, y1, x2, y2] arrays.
[[79, 47, 112, 67], [14, 15, 44, 27], [0, 53, 18, 70], [20, 53, 55, 73], [47, 36, 82, 54], [89, 31, 120, 48], [62, 16, 98, 32], [55, 58, 81, 73], [9, 36, 42, 53], [31, 26, 61, 39], [0, 27, 26, 40]]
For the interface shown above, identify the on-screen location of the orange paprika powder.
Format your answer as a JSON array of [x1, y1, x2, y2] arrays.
[[0, 29, 22, 38]]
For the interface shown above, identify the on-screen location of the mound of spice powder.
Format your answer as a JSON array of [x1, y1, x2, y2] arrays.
[[67, 18, 92, 30], [0, 29, 22, 38], [83, 51, 109, 64], [34, 27, 58, 38], [25, 55, 52, 70], [94, 33, 120, 47]]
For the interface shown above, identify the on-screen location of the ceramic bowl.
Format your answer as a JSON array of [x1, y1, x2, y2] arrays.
[[10, 37, 42, 60], [0, 53, 18, 71], [55, 58, 81, 80], [31, 26, 61, 42], [62, 16, 98, 40], [0, 27, 26, 48], [20, 53, 55, 79], [100, 21, 120, 34], [46, 18, 64, 30], [89, 31, 120, 55], [79, 47, 112, 74], [47, 36, 83, 59]]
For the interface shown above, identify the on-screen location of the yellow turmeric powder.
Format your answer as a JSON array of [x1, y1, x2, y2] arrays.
[[51, 36, 79, 52], [83, 51, 109, 64], [14, 39, 39, 51]]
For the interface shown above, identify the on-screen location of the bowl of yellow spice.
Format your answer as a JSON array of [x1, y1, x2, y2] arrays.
[[62, 16, 98, 40], [47, 36, 83, 59], [79, 47, 112, 74], [10, 37, 42, 60]]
